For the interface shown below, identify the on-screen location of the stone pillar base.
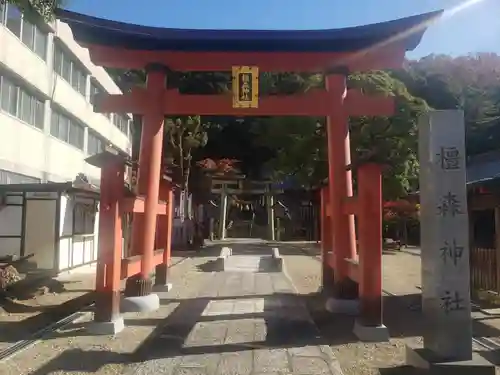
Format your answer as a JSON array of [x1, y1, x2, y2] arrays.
[[334, 277, 359, 299], [120, 293, 160, 313], [153, 283, 173, 293], [271, 247, 284, 272], [124, 275, 153, 297], [325, 297, 359, 315], [320, 259, 335, 295], [87, 316, 125, 335], [405, 345, 495, 375], [353, 320, 389, 342]]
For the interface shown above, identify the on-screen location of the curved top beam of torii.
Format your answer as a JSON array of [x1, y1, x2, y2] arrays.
[[57, 8, 441, 53], [55, 8, 443, 72]]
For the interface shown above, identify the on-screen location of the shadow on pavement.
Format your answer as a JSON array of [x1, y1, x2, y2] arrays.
[[378, 367, 425, 374], [25, 349, 128, 375], [18, 242, 500, 374], [0, 292, 95, 346], [29, 292, 336, 373]]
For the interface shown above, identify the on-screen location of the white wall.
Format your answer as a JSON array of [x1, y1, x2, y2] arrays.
[[24, 197, 57, 270], [0, 10, 131, 184], [58, 194, 99, 272]]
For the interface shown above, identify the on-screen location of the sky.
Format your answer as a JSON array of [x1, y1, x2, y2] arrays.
[[66, 0, 500, 59]]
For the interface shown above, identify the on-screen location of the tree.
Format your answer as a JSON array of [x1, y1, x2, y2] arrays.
[[196, 158, 241, 175], [3, 0, 63, 20], [162, 116, 208, 218], [108, 55, 500, 201], [393, 53, 500, 156], [252, 71, 429, 199]]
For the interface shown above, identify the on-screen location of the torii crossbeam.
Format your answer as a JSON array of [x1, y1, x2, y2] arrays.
[[57, 8, 441, 337]]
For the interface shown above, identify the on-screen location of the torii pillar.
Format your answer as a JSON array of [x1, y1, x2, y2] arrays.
[[320, 186, 334, 294], [323, 69, 394, 342], [324, 71, 359, 311], [85, 148, 129, 335], [122, 64, 167, 311], [155, 178, 174, 290]]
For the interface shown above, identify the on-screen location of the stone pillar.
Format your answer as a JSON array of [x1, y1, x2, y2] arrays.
[[407, 110, 494, 373], [267, 188, 275, 241], [219, 185, 228, 240]]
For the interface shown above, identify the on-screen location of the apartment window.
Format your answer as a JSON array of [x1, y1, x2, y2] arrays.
[[2, 4, 47, 60], [53, 44, 87, 96], [22, 15, 47, 60], [88, 131, 104, 155], [0, 75, 45, 129], [50, 110, 85, 150], [5, 3, 21, 37], [0, 2, 5, 25], [113, 114, 130, 135], [0, 169, 40, 184]]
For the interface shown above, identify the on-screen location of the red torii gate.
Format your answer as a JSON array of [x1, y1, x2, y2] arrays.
[[57, 9, 440, 337]]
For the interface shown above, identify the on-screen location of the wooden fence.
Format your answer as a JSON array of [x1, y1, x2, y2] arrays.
[[470, 247, 498, 293]]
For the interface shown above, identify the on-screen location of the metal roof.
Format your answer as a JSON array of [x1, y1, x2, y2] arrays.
[[0, 182, 100, 196], [55, 9, 442, 53], [467, 151, 500, 186]]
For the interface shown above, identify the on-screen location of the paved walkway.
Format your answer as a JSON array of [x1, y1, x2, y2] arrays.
[[124, 244, 344, 375]]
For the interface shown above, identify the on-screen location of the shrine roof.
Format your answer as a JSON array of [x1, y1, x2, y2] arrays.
[[55, 9, 442, 53]]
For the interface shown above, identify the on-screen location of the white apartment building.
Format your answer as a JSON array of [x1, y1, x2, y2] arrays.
[[0, 4, 133, 273], [0, 3, 132, 185]]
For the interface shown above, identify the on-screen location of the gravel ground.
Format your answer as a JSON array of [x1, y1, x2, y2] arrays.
[[0, 269, 96, 351], [0, 253, 217, 375], [4, 242, 498, 375], [280, 242, 500, 375], [279, 244, 426, 375]]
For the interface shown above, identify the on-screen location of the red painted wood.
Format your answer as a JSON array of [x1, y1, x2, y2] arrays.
[[121, 197, 167, 215], [320, 187, 332, 268], [154, 182, 173, 266], [84, 44, 406, 72], [342, 196, 359, 215], [130, 69, 167, 279], [121, 250, 165, 280], [163, 188, 173, 266], [357, 163, 384, 327], [325, 74, 358, 290], [95, 161, 124, 292], [97, 89, 395, 117]]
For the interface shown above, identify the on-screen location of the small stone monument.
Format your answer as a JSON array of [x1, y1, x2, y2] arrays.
[[406, 110, 494, 374]]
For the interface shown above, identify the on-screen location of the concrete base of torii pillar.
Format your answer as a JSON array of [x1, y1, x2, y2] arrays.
[[405, 346, 495, 375]]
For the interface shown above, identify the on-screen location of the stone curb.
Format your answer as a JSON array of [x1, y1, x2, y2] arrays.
[[215, 246, 232, 271], [271, 247, 284, 272]]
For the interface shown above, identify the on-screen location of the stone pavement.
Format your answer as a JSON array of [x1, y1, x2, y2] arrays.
[[123, 244, 344, 375]]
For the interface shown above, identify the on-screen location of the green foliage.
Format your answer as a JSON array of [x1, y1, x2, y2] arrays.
[[394, 53, 500, 156], [350, 71, 429, 198], [163, 115, 208, 190], [107, 53, 500, 201], [10, 1, 499, 203], [252, 71, 428, 198], [2, 0, 63, 20]]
